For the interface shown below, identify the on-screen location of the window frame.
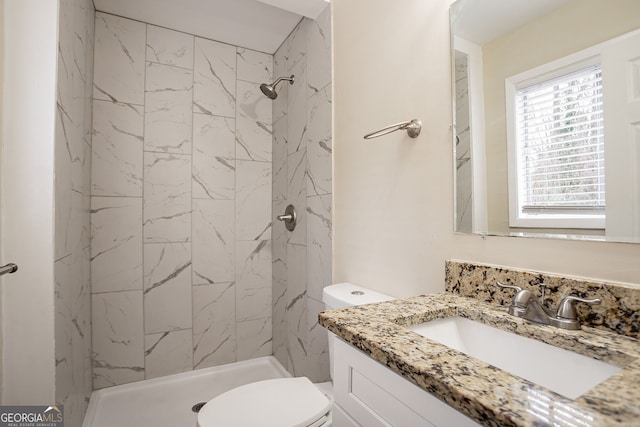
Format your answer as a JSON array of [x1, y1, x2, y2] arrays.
[[505, 52, 606, 230]]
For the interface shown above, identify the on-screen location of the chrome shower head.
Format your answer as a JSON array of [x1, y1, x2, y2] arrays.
[[259, 75, 294, 99]]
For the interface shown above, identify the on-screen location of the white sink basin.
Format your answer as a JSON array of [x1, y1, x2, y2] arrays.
[[408, 317, 622, 399]]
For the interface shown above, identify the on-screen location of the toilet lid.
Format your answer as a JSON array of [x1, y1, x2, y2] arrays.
[[197, 377, 331, 427]]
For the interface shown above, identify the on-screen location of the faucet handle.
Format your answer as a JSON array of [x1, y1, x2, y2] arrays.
[[496, 281, 522, 292], [556, 296, 601, 320]]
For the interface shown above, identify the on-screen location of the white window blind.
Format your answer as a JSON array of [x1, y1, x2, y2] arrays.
[[515, 64, 605, 216]]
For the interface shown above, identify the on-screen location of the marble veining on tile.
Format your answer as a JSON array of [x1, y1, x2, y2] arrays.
[[271, 10, 332, 383], [192, 114, 235, 200], [93, 12, 146, 105], [56, 2, 95, 420], [144, 329, 193, 379], [193, 37, 236, 118], [236, 240, 272, 321], [236, 48, 272, 84], [91, 100, 144, 197], [192, 282, 236, 368], [92, 291, 144, 389], [90, 10, 287, 389], [143, 242, 192, 334], [319, 293, 640, 427], [90, 197, 143, 293], [143, 152, 191, 243], [306, 85, 332, 197], [144, 62, 193, 154], [192, 199, 235, 284], [236, 80, 273, 162], [146, 25, 194, 69]]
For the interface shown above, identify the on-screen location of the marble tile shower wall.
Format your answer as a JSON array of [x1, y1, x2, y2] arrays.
[[455, 51, 472, 233], [272, 7, 332, 383], [90, 12, 273, 389], [54, 0, 95, 424]]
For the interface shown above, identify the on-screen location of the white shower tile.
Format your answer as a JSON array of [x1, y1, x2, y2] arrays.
[[145, 330, 193, 379], [92, 291, 144, 388], [192, 114, 235, 200], [55, 255, 73, 406], [91, 100, 144, 196], [144, 62, 193, 154], [192, 199, 235, 284], [237, 318, 272, 361], [272, 220, 288, 370], [305, 296, 330, 382], [93, 12, 146, 105], [237, 48, 272, 84], [287, 57, 307, 155], [286, 280, 308, 376], [286, 318, 308, 377], [143, 153, 191, 243], [272, 198, 288, 272], [287, 150, 307, 245], [306, 6, 332, 95], [306, 195, 332, 302], [236, 161, 272, 241], [287, 19, 308, 71], [273, 116, 288, 201], [193, 38, 236, 117], [286, 243, 307, 354], [192, 282, 236, 369], [236, 240, 272, 321], [90, 197, 143, 293], [272, 45, 289, 124], [236, 81, 272, 162], [56, 0, 94, 416], [143, 243, 192, 333], [55, 180, 86, 261], [56, 85, 88, 196], [146, 25, 194, 69], [306, 85, 332, 197], [272, 305, 288, 370]]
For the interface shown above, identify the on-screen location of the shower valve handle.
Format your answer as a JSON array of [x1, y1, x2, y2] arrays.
[[277, 205, 297, 232]]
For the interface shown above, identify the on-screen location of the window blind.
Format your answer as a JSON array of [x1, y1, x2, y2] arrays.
[[516, 64, 605, 214]]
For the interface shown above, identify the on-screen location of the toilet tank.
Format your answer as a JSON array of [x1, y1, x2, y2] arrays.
[[322, 283, 395, 310], [322, 283, 394, 380]]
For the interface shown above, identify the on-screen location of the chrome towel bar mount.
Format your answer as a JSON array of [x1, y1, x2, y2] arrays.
[[364, 119, 422, 140], [0, 263, 18, 276]]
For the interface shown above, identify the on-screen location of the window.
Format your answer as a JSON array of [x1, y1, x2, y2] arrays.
[[506, 58, 605, 229]]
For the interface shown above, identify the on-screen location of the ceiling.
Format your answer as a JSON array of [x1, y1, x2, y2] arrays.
[[93, 0, 330, 54], [451, 0, 570, 45]]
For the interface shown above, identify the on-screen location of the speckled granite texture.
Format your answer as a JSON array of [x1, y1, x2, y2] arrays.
[[445, 260, 640, 339], [319, 294, 640, 426]]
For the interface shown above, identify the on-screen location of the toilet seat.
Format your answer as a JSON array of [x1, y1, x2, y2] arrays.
[[197, 377, 331, 427]]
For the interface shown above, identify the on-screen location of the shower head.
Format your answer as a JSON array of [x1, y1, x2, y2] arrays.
[[259, 75, 295, 99]]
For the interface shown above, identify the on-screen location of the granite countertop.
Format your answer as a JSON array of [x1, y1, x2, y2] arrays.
[[318, 293, 640, 427]]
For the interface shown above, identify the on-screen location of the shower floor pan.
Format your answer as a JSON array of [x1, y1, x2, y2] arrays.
[[82, 356, 291, 427]]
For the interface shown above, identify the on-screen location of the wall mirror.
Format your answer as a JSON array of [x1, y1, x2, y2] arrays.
[[451, 0, 640, 243]]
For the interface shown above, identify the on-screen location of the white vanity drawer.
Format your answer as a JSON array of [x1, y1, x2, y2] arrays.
[[333, 338, 480, 427]]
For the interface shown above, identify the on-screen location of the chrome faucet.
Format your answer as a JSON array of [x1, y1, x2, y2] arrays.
[[496, 282, 600, 330]]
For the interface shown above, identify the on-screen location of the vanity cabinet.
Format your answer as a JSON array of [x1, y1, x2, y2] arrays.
[[332, 338, 480, 427]]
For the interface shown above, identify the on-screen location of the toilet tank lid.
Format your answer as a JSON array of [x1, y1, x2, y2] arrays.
[[322, 283, 394, 309]]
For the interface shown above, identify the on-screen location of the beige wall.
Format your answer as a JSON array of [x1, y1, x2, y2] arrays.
[[483, 0, 640, 233], [333, 0, 640, 299], [1, 0, 57, 404], [0, 0, 4, 401]]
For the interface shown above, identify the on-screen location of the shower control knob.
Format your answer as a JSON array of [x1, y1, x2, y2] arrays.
[[277, 205, 297, 231]]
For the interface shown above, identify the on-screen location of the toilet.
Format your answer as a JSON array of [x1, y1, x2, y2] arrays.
[[196, 283, 394, 427]]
